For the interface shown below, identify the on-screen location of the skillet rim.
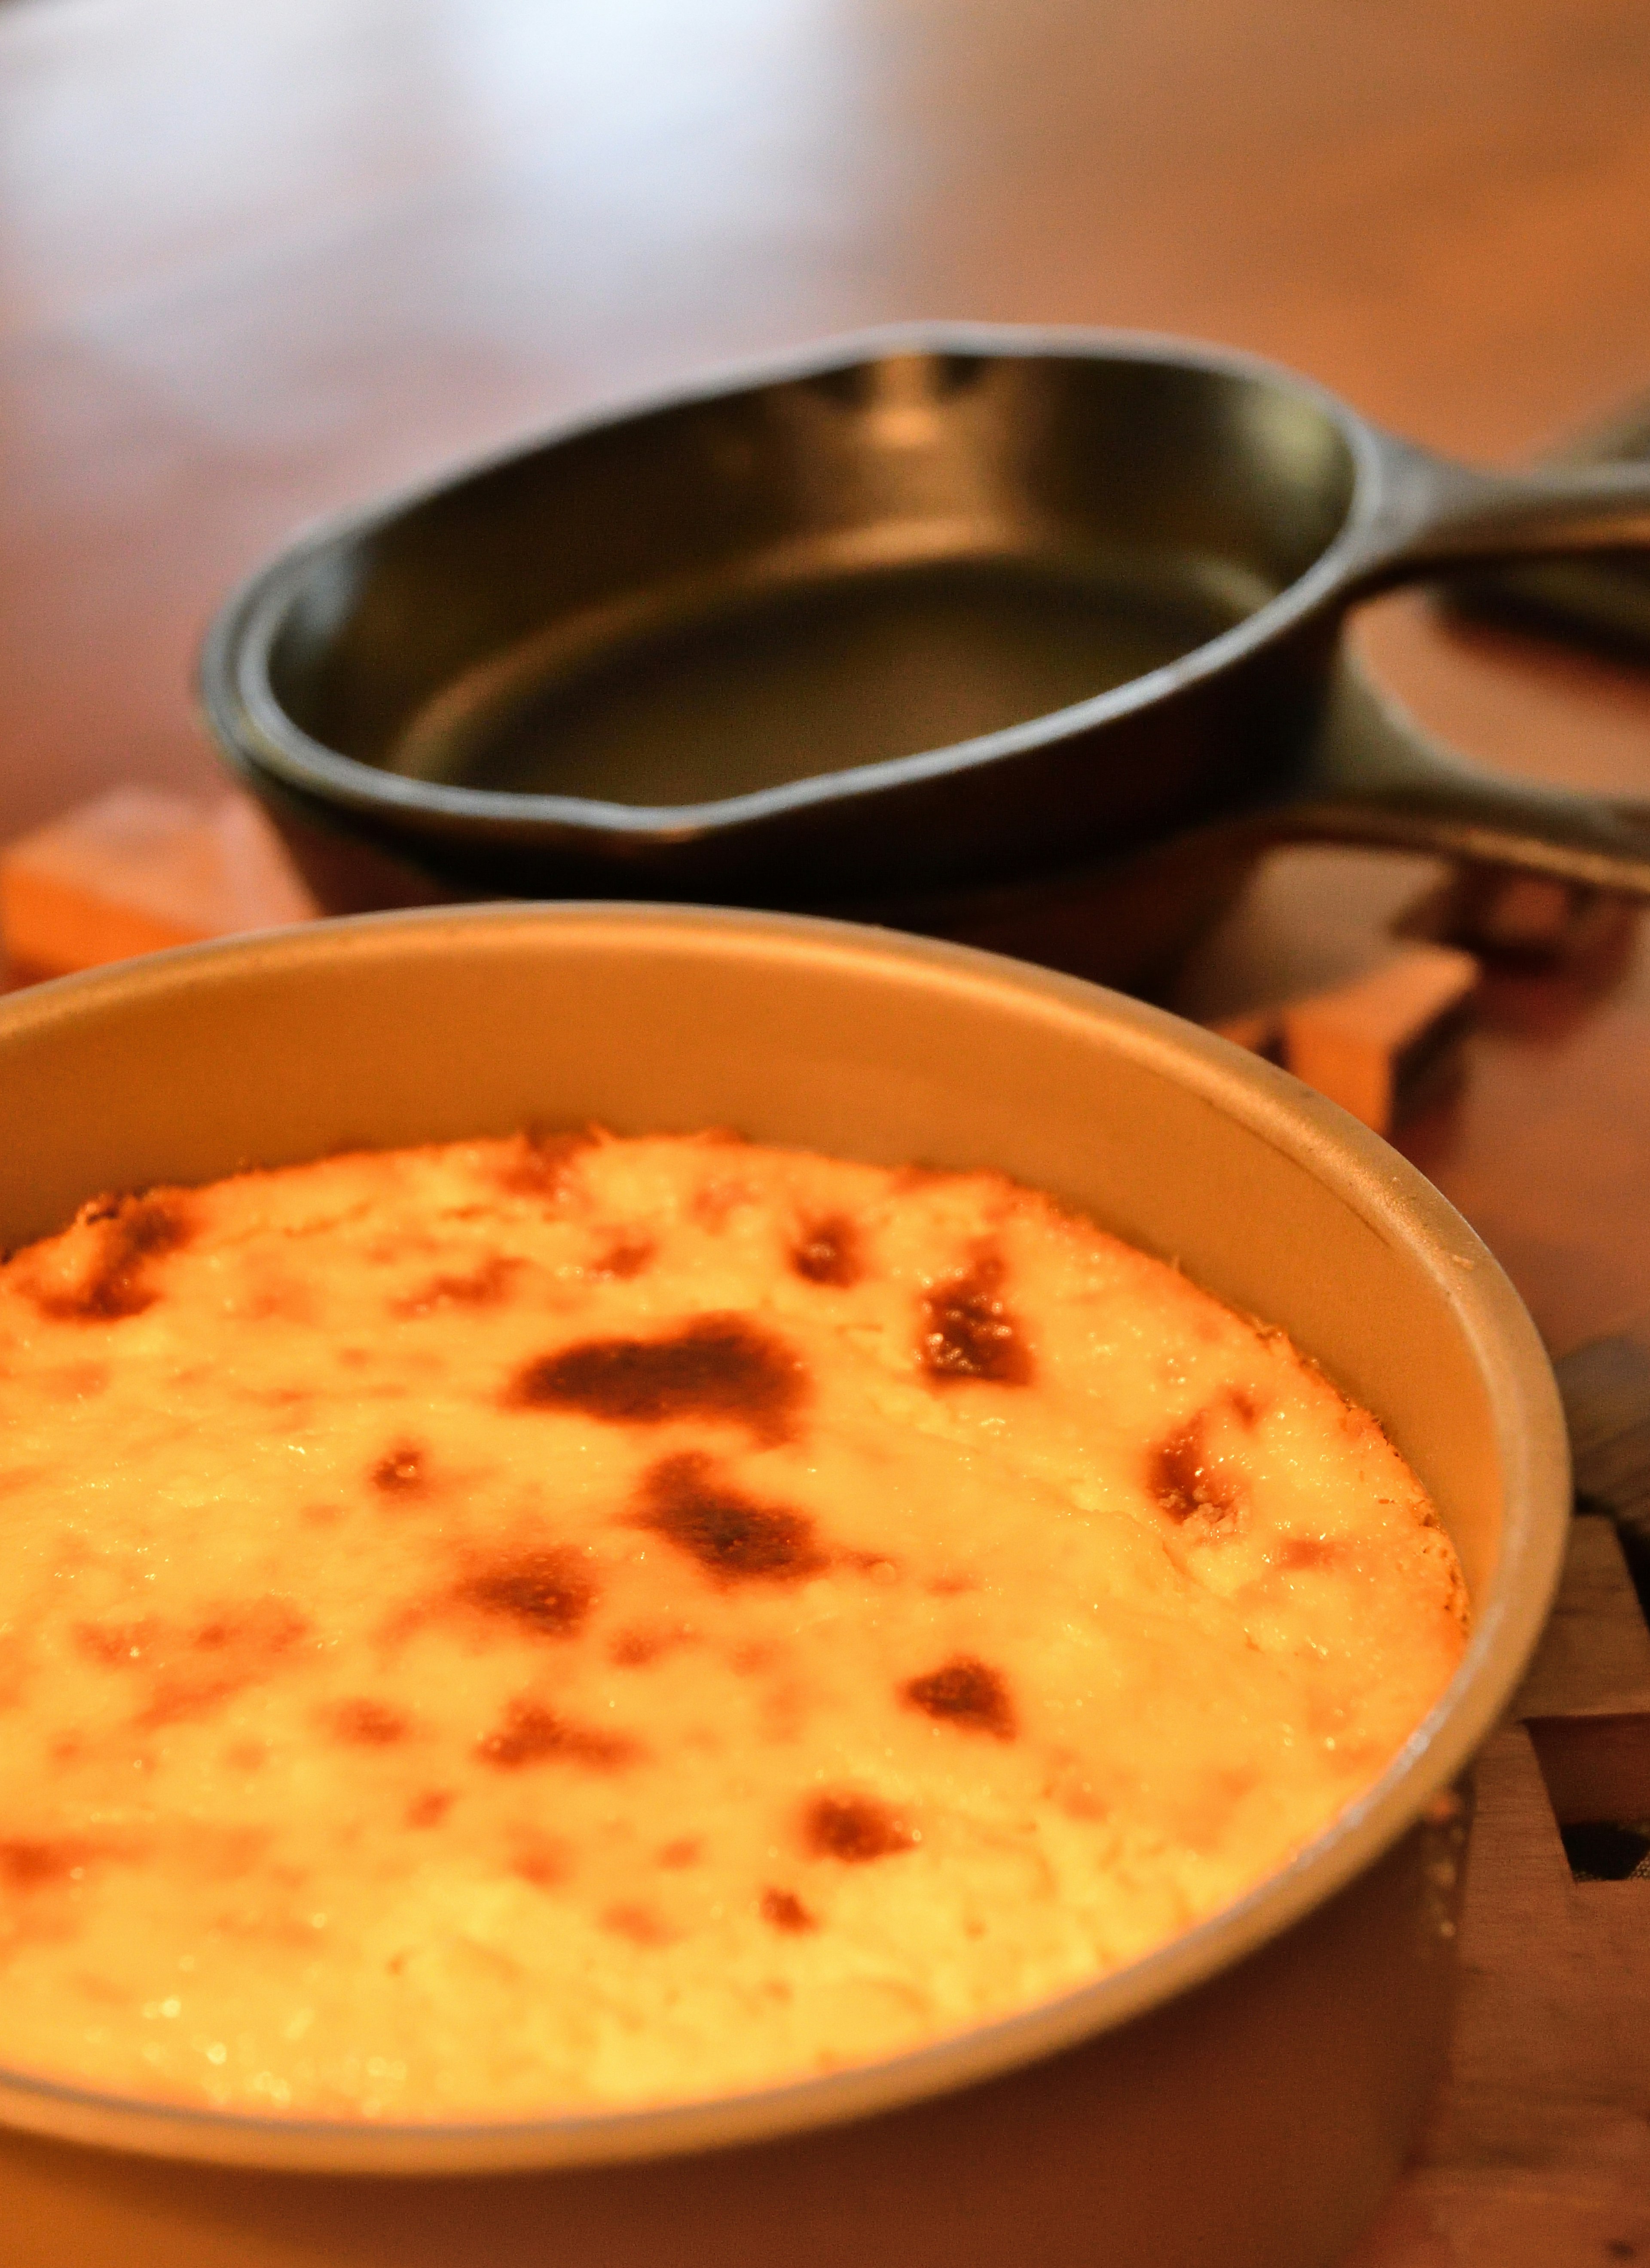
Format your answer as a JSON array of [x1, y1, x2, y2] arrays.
[[199, 324, 1384, 850]]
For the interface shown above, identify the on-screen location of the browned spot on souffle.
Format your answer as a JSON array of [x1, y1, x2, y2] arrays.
[[803, 1794, 918, 1863], [635, 1451, 828, 1585], [920, 1252, 1032, 1386], [901, 1656, 1016, 1741], [506, 1314, 807, 1444]]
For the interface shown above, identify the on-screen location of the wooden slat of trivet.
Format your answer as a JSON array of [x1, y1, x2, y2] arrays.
[[1348, 1515, 1650, 2264]]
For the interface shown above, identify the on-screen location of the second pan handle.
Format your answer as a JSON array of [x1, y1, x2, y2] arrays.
[[1276, 654, 1650, 897]]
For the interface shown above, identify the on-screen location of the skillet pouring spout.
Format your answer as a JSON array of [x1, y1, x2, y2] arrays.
[[201, 325, 1650, 929]]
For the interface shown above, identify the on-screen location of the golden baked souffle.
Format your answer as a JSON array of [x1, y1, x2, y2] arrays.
[[0, 1132, 1467, 2119]]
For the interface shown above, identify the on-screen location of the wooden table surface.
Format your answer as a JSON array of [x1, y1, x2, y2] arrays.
[[3, 1, 1649, 2259]]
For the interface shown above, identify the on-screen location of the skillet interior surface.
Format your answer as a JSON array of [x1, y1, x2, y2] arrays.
[[262, 345, 1357, 810]]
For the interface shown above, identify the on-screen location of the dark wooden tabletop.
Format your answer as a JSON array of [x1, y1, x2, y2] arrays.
[[2, 3, 1649, 2254]]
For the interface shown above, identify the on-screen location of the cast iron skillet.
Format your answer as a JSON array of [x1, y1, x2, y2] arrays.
[[201, 327, 1650, 958]]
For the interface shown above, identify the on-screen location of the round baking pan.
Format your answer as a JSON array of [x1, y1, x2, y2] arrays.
[[200, 326, 1650, 972], [0, 905, 1568, 2268]]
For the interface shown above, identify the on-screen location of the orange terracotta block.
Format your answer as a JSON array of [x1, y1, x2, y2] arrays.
[[1280, 944, 1479, 1135], [0, 789, 316, 982], [1206, 1007, 1282, 1060]]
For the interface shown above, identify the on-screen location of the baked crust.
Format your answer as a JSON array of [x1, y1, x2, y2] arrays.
[[0, 1132, 1467, 2118]]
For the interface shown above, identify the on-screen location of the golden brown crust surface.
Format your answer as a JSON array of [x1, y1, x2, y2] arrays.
[[0, 1132, 1467, 2118]]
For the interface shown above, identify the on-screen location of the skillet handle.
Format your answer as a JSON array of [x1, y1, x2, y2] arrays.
[[1349, 438, 1650, 592], [1277, 657, 1650, 897]]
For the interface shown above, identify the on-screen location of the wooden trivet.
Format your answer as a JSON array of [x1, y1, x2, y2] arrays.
[[1350, 1332, 1650, 2266]]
